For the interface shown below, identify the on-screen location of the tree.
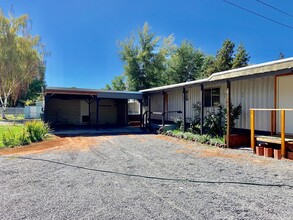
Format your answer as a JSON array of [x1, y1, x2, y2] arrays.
[[200, 55, 216, 78], [214, 39, 235, 72], [232, 43, 250, 69], [119, 23, 174, 91], [167, 40, 205, 83], [278, 52, 285, 60], [105, 75, 126, 91], [0, 10, 46, 117]]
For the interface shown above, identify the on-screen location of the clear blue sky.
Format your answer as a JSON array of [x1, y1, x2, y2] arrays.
[[2, 0, 293, 89]]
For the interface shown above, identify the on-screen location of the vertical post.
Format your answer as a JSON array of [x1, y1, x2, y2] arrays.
[[88, 99, 91, 126], [250, 109, 255, 152], [200, 84, 204, 135], [281, 110, 286, 158], [270, 110, 274, 135], [162, 91, 165, 127], [183, 87, 186, 132], [96, 98, 100, 130], [226, 81, 231, 148], [139, 99, 143, 129], [148, 95, 151, 126]]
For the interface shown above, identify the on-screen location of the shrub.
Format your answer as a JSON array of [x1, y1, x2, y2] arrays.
[[25, 120, 50, 142], [190, 102, 201, 134], [2, 130, 22, 147]]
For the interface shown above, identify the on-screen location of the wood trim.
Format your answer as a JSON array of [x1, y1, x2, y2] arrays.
[[274, 73, 293, 134]]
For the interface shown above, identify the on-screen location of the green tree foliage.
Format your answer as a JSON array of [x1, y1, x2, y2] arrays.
[[232, 43, 250, 69], [167, 40, 205, 83], [278, 52, 285, 60], [105, 75, 126, 91], [25, 64, 46, 103], [201, 55, 216, 78], [119, 23, 174, 91], [0, 10, 46, 116], [214, 39, 235, 72]]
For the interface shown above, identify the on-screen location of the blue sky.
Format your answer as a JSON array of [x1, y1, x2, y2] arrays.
[[1, 0, 293, 89]]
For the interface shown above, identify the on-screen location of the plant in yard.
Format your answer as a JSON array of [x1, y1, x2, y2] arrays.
[[175, 117, 184, 131], [2, 129, 22, 147], [204, 103, 241, 137], [190, 102, 201, 134], [25, 120, 50, 142]]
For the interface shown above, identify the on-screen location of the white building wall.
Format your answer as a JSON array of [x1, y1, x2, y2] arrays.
[[231, 76, 274, 131], [147, 75, 274, 132]]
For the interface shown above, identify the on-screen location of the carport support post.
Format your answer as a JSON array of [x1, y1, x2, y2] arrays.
[[88, 98, 91, 126], [183, 87, 187, 132], [200, 84, 204, 135], [139, 99, 143, 129], [162, 91, 165, 128], [226, 80, 231, 148], [148, 95, 151, 126], [44, 94, 53, 123], [96, 98, 101, 130]]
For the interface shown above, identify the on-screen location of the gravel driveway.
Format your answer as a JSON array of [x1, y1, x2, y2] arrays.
[[0, 134, 292, 220]]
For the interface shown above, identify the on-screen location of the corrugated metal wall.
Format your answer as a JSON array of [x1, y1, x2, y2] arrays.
[[147, 75, 274, 132], [231, 76, 274, 131]]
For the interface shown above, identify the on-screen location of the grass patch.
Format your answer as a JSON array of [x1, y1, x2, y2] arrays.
[[0, 125, 24, 148], [0, 121, 50, 148]]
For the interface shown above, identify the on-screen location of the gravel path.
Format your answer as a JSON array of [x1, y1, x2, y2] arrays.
[[0, 134, 292, 219]]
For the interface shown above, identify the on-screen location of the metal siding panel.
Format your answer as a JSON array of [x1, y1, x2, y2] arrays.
[[231, 76, 274, 131]]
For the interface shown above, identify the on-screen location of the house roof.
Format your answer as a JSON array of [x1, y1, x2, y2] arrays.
[[45, 87, 143, 100], [140, 57, 293, 93]]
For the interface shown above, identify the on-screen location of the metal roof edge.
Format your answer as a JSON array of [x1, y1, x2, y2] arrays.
[[140, 57, 293, 93]]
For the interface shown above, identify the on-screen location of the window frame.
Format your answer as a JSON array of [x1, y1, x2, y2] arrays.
[[204, 88, 220, 107]]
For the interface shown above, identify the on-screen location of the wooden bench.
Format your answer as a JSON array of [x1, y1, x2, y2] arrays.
[[255, 135, 293, 145]]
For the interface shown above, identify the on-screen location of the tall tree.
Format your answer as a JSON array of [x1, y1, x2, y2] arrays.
[[278, 52, 285, 60], [201, 55, 216, 78], [167, 40, 205, 83], [119, 23, 174, 91], [232, 43, 250, 69], [214, 39, 235, 72], [105, 75, 127, 91], [0, 10, 46, 117]]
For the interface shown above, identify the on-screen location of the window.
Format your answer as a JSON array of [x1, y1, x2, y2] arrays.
[[204, 88, 220, 107]]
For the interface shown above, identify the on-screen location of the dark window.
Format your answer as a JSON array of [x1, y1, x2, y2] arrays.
[[82, 115, 89, 122], [204, 88, 220, 107]]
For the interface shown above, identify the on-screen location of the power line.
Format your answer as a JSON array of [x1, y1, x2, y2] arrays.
[[223, 0, 293, 30], [256, 0, 293, 19]]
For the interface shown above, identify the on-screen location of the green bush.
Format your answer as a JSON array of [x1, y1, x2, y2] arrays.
[[2, 129, 22, 147], [2, 128, 32, 147], [25, 120, 50, 142]]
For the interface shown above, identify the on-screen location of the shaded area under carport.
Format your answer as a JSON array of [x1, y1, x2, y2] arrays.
[[52, 126, 147, 136]]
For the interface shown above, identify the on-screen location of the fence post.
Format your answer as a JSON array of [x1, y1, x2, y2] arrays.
[[250, 109, 255, 152], [281, 110, 286, 158]]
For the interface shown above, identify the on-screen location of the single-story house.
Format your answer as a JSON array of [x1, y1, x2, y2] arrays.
[[140, 57, 293, 137], [45, 58, 293, 145]]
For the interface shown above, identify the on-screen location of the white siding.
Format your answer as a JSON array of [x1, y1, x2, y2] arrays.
[[166, 89, 183, 121], [147, 75, 274, 132], [231, 76, 274, 131]]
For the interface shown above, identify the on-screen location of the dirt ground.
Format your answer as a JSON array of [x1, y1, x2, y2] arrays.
[[1, 134, 292, 220]]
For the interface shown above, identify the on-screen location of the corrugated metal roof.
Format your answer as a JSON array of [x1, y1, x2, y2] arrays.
[[45, 87, 143, 99], [140, 57, 293, 93]]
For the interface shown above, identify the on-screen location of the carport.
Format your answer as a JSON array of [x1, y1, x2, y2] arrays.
[[44, 87, 143, 130]]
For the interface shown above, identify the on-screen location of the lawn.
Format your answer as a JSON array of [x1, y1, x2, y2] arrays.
[[0, 125, 24, 148]]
